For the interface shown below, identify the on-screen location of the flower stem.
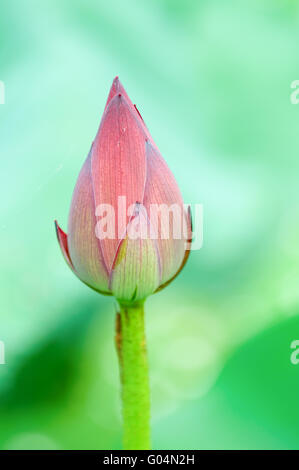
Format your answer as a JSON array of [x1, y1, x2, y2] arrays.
[[115, 300, 151, 450]]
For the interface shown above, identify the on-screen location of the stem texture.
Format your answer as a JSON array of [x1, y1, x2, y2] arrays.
[[115, 301, 151, 450]]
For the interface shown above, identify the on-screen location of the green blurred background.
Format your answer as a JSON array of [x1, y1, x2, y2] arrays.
[[1, 0, 299, 450]]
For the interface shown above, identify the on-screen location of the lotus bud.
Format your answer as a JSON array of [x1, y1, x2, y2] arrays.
[[55, 77, 191, 303]]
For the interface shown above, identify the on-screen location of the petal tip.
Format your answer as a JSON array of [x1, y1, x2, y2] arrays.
[[54, 220, 75, 271], [54, 219, 62, 241], [106, 76, 129, 109]]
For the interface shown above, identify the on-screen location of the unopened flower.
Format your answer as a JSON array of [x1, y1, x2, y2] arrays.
[[55, 77, 191, 302]]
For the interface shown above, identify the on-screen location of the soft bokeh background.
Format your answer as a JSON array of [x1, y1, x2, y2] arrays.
[[1, 0, 299, 450]]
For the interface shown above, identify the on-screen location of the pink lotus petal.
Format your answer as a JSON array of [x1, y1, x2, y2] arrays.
[[67, 152, 110, 293], [156, 206, 192, 292], [109, 205, 161, 301], [91, 94, 147, 271], [143, 141, 186, 284]]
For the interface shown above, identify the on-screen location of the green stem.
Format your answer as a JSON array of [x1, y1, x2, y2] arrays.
[[115, 300, 151, 450]]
